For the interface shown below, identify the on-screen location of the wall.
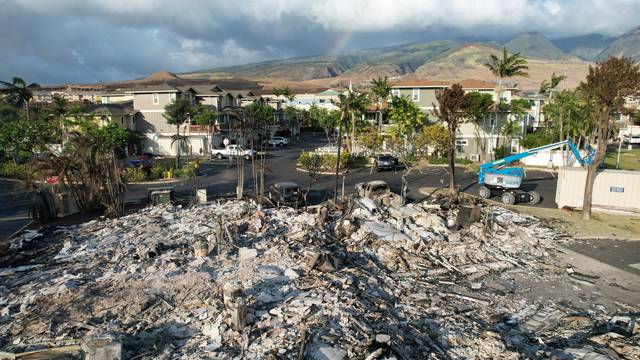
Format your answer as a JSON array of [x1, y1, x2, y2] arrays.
[[521, 150, 588, 168], [556, 168, 640, 212], [133, 92, 175, 111]]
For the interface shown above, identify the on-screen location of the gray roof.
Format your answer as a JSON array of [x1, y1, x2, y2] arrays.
[[87, 101, 136, 116], [125, 83, 179, 93]]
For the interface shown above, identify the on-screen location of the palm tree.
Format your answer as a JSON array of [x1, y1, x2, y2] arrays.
[[371, 76, 392, 131], [163, 97, 192, 167], [484, 47, 529, 159], [0, 77, 40, 119], [330, 88, 368, 203], [539, 72, 567, 97], [52, 95, 68, 146]]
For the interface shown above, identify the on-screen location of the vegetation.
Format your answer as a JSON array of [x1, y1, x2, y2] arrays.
[[331, 87, 368, 202], [123, 166, 146, 183], [163, 97, 192, 167], [539, 72, 567, 96], [370, 76, 392, 129], [578, 56, 640, 220], [191, 103, 218, 157], [298, 151, 350, 172], [414, 124, 449, 158], [0, 77, 40, 119], [431, 83, 473, 200], [605, 147, 640, 171]]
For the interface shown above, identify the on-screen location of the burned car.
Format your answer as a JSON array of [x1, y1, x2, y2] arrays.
[[354, 180, 403, 206], [268, 182, 304, 207]]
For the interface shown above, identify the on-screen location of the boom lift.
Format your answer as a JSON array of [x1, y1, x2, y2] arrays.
[[478, 140, 594, 205]]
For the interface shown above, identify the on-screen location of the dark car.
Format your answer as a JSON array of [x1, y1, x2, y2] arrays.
[[374, 154, 397, 172], [126, 153, 155, 173], [268, 182, 304, 207]]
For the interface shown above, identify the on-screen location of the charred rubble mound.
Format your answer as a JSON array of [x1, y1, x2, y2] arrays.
[[0, 200, 638, 359]]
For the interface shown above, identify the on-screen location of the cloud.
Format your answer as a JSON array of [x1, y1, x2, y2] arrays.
[[1, 0, 639, 83]]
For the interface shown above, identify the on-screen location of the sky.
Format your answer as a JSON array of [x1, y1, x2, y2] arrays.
[[1, 0, 640, 84]]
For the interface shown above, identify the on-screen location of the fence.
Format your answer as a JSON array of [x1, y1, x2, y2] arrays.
[[556, 168, 640, 213]]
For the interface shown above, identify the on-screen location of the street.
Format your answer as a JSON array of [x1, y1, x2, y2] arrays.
[[127, 134, 560, 208]]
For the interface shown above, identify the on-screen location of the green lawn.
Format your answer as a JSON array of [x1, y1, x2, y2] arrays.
[[605, 147, 640, 171]]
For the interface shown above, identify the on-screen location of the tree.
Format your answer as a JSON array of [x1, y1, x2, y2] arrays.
[[330, 88, 367, 203], [358, 123, 382, 156], [299, 152, 323, 206], [467, 92, 494, 161], [0, 77, 40, 119], [191, 104, 219, 158], [371, 76, 392, 130], [52, 95, 69, 146], [431, 83, 472, 200], [635, 111, 640, 126], [485, 47, 529, 158], [415, 124, 449, 158], [310, 106, 340, 142], [578, 56, 640, 220], [539, 72, 567, 97], [388, 95, 425, 137], [163, 97, 192, 167]]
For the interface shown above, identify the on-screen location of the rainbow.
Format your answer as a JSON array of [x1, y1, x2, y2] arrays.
[[329, 31, 353, 55]]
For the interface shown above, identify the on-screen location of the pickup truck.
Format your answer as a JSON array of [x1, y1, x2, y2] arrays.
[[211, 145, 256, 160], [266, 137, 289, 147], [354, 180, 403, 207]]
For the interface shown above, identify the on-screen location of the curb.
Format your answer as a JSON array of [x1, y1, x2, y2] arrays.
[[0, 177, 25, 183], [126, 177, 186, 185], [295, 167, 347, 175]]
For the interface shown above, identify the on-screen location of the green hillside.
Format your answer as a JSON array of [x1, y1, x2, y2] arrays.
[[504, 32, 566, 59]]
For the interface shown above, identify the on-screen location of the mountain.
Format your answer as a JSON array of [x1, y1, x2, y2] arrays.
[[183, 40, 459, 81], [597, 26, 640, 61], [412, 43, 589, 89], [504, 32, 566, 59], [552, 33, 614, 61], [182, 29, 640, 90]]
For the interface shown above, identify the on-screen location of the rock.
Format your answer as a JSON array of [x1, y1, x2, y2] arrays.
[[193, 240, 209, 257], [374, 334, 391, 344], [312, 344, 347, 360], [238, 247, 258, 262], [284, 268, 300, 280], [81, 334, 122, 360]]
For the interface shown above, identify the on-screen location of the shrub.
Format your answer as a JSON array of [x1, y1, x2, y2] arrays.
[[298, 151, 350, 171], [176, 164, 195, 178], [493, 147, 510, 159], [150, 163, 166, 180], [428, 157, 472, 165], [0, 162, 27, 179], [123, 166, 146, 183], [521, 131, 554, 149]]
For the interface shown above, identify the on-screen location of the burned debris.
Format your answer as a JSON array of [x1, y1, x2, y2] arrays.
[[0, 198, 638, 359]]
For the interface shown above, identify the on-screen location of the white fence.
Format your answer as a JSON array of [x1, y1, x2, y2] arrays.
[[521, 149, 588, 168], [556, 168, 640, 213]]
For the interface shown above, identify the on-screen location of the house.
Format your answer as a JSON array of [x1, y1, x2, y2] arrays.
[[512, 90, 548, 129], [86, 101, 139, 131], [99, 88, 134, 104], [390, 79, 518, 160], [51, 84, 105, 103], [280, 89, 340, 110]]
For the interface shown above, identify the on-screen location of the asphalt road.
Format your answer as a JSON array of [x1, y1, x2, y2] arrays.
[[126, 134, 560, 208]]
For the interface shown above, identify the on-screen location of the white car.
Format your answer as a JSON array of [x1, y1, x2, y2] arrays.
[[266, 137, 289, 147], [211, 145, 256, 160], [623, 134, 640, 144]]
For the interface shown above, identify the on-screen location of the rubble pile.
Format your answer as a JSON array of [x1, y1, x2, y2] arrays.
[[0, 199, 638, 359]]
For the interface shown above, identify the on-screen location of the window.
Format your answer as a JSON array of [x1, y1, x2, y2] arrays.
[[152, 93, 159, 105], [412, 88, 420, 101], [170, 93, 176, 102], [455, 139, 468, 146], [490, 113, 497, 127], [392, 89, 400, 97], [319, 98, 326, 104]]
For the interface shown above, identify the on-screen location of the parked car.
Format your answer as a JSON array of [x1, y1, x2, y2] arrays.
[[125, 153, 155, 173], [266, 136, 289, 147], [373, 154, 397, 171], [354, 180, 403, 206], [623, 134, 640, 144], [211, 145, 256, 160], [268, 182, 304, 207]]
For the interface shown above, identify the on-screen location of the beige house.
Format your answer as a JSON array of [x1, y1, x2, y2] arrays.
[[99, 88, 134, 104], [87, 101, 139, 131], [391, 79, 518, 160]]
